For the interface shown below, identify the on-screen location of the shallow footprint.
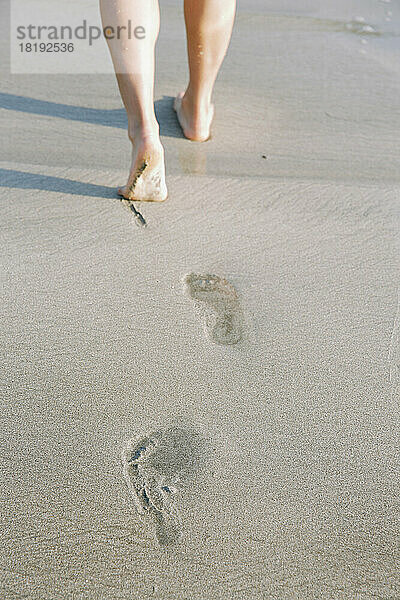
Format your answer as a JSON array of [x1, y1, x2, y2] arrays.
[[122, 426, 205, 546], [184, 273, 244, 345]]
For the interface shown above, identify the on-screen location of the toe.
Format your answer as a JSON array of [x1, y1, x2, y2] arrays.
[[173, 93, 182, 113], [118, 186, 133, 200]]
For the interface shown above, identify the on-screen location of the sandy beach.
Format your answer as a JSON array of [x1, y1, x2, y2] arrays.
[[1, 0, 400, 598]]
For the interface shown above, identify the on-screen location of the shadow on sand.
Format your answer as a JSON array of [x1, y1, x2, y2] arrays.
[[0, 168, 116, 199], [0, 168, 148, 226], [0, 92, 183, 138]]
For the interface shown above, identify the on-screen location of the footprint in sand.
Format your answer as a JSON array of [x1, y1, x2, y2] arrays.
[[184, 273, 244, 345], [122, 426, 205, 546]]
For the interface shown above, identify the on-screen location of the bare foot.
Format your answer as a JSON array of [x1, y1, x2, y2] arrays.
[[118, 136, 168, 202], [174, 92, 214, 142]]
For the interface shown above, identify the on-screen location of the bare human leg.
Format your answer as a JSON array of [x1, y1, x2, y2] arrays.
[[175, 0, 237, 142], [100, 0, 167, 201]]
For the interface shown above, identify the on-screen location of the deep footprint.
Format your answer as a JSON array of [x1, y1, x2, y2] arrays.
[[184, 273, 244, 345], [122, 426, 205, 546]]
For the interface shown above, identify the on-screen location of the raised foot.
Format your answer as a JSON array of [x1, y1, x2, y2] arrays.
[[184, 273, 244, 345], [118, 142, 168, 202], [174, 92, 214, 142]]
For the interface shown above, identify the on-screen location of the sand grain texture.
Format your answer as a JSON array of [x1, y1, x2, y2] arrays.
[[1, 0, 400, 598]]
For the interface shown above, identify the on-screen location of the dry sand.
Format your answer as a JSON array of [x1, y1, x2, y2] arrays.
[[1, 0, 400, 598]]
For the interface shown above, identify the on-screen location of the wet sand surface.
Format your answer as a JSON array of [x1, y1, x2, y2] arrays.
[[1, 0, 400, 599]]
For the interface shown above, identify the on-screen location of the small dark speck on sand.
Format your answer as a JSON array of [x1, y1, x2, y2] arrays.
[[262, 155, 267, 159]]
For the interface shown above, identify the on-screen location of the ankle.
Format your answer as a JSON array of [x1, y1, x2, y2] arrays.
[[183, 87, 212, 115], [128, 120, 160, 145]]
